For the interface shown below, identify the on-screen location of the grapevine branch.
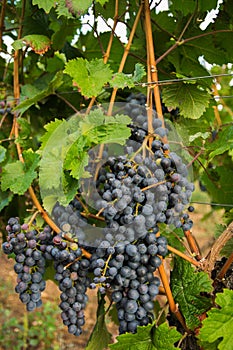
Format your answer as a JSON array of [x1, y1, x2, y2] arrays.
[[158, 263, 190, 332], [217, 251, 233, 281], [167, 244, 200, 267], [203, 220, 233, 275], [0, 0, 6, 50], [156, 29, 233, 65], [144, 0, 165, 131]]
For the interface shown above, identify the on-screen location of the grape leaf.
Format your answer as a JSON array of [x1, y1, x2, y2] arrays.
[[32, 0, 55, 13], [64, 110, 131, 179], [40, 118, 65, 150], [109, 322, 181, 350], [85, 294, 112, 350], [39, 111, 130, 211], [13, 35, 51, 54], [64, 58, 113, 97], [13, 71, 63, 114], [198, 289, 233, 350], [1, 149, 40, 195], [111, 73, 136, 89], [170, 0, 196, 15], [96, 0, 109, 5], [201, 165, 233, 206], [110, 63, 146, 89], [159, 224, 186, 252], [162, 83, 210, 119], [62, 0, 92, 16], [0, 190, 13, 213], [0, 145, 6, 163], [170, 257, 213, 330], [206, 126, 233, 160]]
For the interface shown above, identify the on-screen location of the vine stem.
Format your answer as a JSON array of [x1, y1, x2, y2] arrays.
[[167, 244, 200, 267], [0, 0, 6, 50], [203, 220, 233, 275], [217, 251, 233, 280], [156, 29, 233, 65], [158, 263, 190, 332], [184, 230, 202, 261], [144, 0, 165, 132]]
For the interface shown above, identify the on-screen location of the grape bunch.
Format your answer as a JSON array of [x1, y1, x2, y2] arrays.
[[90, 230, 167, 333], [49, 233, 90, 336], [2, 93, 196, 337], [2, 217, 52, 311]]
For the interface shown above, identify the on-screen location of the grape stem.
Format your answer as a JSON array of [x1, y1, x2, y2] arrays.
[[167, 244, 200, 267], [216, 251, 233, 280], [158, 262, 190, 332], [184, 230, 202, 261], [144, 0, 166, 136], [141, 180, 167, 192]]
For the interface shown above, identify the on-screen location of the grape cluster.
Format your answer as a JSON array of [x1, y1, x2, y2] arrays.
[[0, 101, 12, 115], [2, 218, 52, 311], [90, 231, 167, 333], [2, 93, 196, 337], [49, 233, 90, 336]]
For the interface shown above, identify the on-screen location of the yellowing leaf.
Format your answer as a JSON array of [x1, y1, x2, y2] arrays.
[[13, 35, 51, 54]]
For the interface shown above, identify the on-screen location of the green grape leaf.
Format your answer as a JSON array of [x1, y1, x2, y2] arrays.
[[206, 126, 233, 160], [189, 132, 211, 142], [0, 145, 7, 163], [40, 118, 65, 150], [170, 257, 213, 330], [62, 0, 92, 16], [170, 0, 196, 15], [111, 72, 136, 89], [110, 63, 146, 89], [1, 149, 40, 195], [162, 83, 210, 119], [133, 63, 146, 82], [64, 141, 90, 180], [32, 0, 55, 13], [201, 165, 233, 206], [198, 289, 233, 350], [109, 322, 182, 350], [39, 111, 130, 211], [159, 224, 185, 252], [64, 58, 113, 97], [0, 190, 13, 213], [13, 71, 63, 114], [56, 0, 74, 18], [86, 294, 112, 350], [13, 35, 51, 54], [64, 110, 131, 180], [96, 0, 109, 5]]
